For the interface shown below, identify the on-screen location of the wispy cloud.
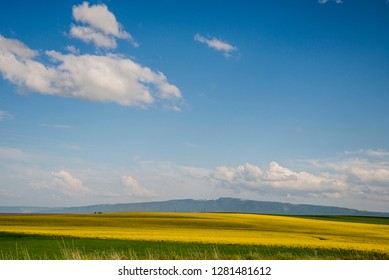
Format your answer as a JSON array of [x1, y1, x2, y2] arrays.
[[344, 149, 389, 158], [0, 110, 13, 121], [0, 35, 181, 109], [318, 0, 343, 4], [40, 123, 72, 129], [70, 2, 138, 48], [366, 150, 389, 157], [0, 146, 26, 161], [194, 34, 237, 57]]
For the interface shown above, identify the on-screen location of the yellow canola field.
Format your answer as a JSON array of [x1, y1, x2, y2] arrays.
[[1, 212, 389, 253]]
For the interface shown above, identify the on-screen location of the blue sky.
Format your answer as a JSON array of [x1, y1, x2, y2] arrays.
[[1, 0, 389, 211]]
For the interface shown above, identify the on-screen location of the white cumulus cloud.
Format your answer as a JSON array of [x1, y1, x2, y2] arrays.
[[194, 34, 237, 57], [0, 35, 58, 94], [328, 159, 389, 186], [349, 168, 389, 184], [70, 2, 138, 48], [51, 170, 89, 196], [70, 26, 117, 49], [46, 50, 181, 106], [121, 175, 156, 197], [211, 163, 263, 185], [211, 161, 347, 194], [65, 45, 79, 55], [0, 35, 36, 58], [0, 35, 181, 108], [263, 162, 346, 191]]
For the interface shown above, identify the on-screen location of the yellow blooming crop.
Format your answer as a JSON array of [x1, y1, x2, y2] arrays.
[[1, 212, 388, 253]]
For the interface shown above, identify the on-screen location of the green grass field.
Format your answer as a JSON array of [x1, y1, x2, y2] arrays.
[[0, 212, 388, 260]]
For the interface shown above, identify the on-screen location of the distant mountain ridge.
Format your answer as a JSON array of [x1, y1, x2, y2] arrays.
[[1, 198, 388, 217]]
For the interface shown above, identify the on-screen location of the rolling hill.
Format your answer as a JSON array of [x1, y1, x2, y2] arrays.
[[2, 198, 388, 217]]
